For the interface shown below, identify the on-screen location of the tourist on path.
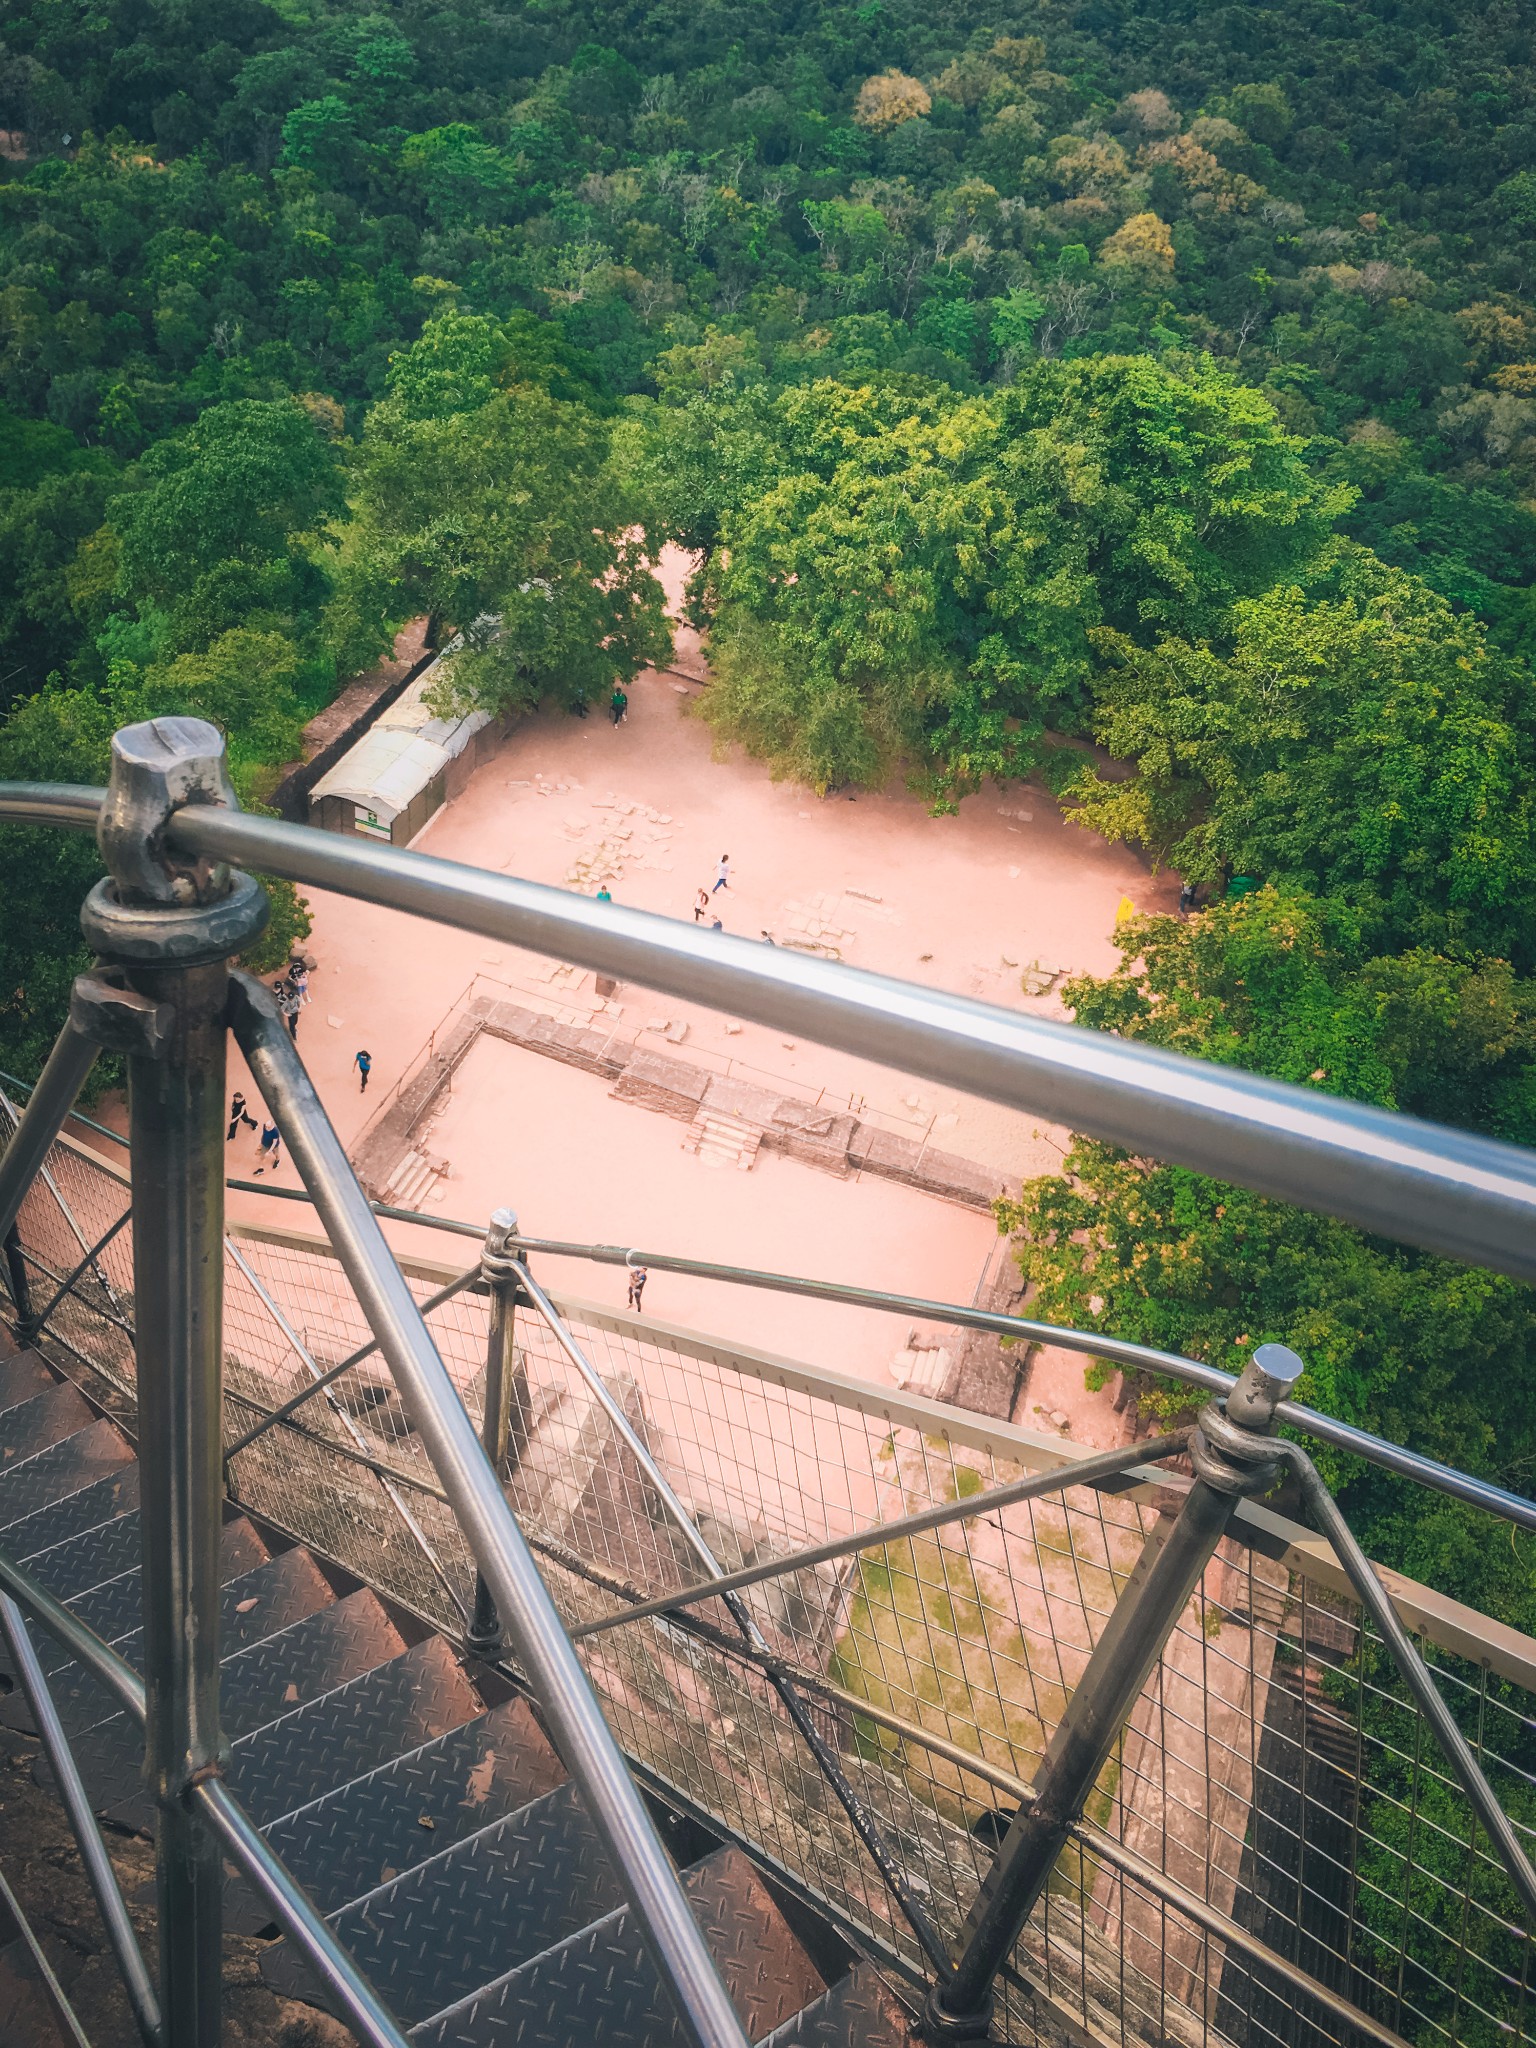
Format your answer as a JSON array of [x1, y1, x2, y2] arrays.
[[253, 1121, 281, 1176], [627, 1263, 648, 1311], [713, 854, 730, 893], [273, 978, 301, 1041], [354, 1049, 373, 1093], [610, 686, 628, 726], [595, 884, 612, 903], [693, 888, 709, 922], [227, 1092, 256, 1142]]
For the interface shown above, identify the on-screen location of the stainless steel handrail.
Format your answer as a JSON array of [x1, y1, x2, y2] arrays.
[[225, 974, 752, 2048], [4, 782, 1536, 1283], [0, 1591, 162, 2045], [159, 1143, 1536, 1535], [497, 1234, 1536, 1535]]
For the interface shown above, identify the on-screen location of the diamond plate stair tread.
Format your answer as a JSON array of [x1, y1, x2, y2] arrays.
[[0, 1382, 94, 1469], [36, 1513, 273, 1668], [0, 1509, 271, 1710], [0, 1354, 59, 1417], [4, 1465, 139, 1563], [411, 1845, 823, 2048], [94, 1581, 409, 1826], [227, 1634, 481, 1828], [78, 1589, 407, 1819], [255, 1696, 565, 1916], [263, 1777, 629, 2019], [10, 1520, 289, 1739], [19, 1508, 140, 1601], [755, 1966, 920, 2048], [0, 1423, 134, 1530]]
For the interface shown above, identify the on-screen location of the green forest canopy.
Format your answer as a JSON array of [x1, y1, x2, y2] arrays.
[[3, 2, 1536, 1713]]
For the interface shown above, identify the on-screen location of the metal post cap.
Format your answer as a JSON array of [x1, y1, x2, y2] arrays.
[[481, 1208, 520, 1282], [98, 717, 238, 907], [1227, 1342, 1305, 1428]]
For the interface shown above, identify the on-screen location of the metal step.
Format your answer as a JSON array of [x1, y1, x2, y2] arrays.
[[0, 1384, 99, 1474], [0, 1421, 135, 1530], [0, 1463, 139, 1563], [263, 1777, 631, 2017], [10, 1518, 281, 1737], [410, 1845, 826, 2048], [227, 1634, 483, 1831], [75, 1588, 408, 1817], [249, 1695, 565, 1925], [0, 1353, 59, 1418], [754, 1965, 920, 2048]]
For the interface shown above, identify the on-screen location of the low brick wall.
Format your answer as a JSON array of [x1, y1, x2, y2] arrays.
[[353, 992, 1012, 1214]]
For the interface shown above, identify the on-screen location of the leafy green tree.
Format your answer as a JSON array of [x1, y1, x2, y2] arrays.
[[344, 317, 668, 716], [680, 355, 1339, 801], [995, 892, 1536, 1620], [111, 400, 344, 652], [1065, 548, 1536, 962]]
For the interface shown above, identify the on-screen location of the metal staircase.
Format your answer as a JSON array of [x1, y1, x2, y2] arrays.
[[0, 1334, 917, 2048], [0, 717, 1532, 2048]]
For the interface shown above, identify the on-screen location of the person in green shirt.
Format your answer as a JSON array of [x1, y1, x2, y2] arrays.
[[610, 687, 628, 726]]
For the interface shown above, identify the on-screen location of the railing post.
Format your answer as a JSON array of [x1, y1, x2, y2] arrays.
[[926, 1344, 1305, 2042], [467, 1207, 528, 1654], [3, 1224, 32, 1335], [75, 718, 269, 2048]]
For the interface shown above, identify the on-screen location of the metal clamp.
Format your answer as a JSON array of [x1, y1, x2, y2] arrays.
[[1188, 1342, 1303, 1497], [96, 716, 238, 907], [69, 971, 174, 1061], [79, 870, 268, 969]]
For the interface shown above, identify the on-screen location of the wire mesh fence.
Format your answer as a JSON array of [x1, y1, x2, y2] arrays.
[[2, 1117, 1533, 2048]]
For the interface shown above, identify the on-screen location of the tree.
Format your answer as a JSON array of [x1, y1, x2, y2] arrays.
[[346, 318, 668, 717], [995, 892, 1536, 1627], [852, 73, 930, 133], [1065, 548, 1536, 963], [111, 400, 344, 650], [676, 356, 1340, 802]]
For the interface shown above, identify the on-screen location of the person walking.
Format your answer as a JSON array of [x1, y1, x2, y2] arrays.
[[253, 1120, 281, 1176], [627, 1263, 648, 1311], [227, 1092, 256, 1142], [1178, 881, 1197, 916], [595, 884, 612, 904], [273, 977, 301, 1041], [712, 853, 730, 894], [610, 686, 628, 726], [693, 888, 709, 922], [354, 1049, 373, 1093]]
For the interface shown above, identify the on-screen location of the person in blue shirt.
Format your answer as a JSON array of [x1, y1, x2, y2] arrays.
[[354, 1049, 373, 1093]]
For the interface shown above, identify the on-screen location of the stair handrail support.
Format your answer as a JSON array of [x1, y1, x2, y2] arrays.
[[223, 961, 752, 2048], [70, 717, 271, 2048]]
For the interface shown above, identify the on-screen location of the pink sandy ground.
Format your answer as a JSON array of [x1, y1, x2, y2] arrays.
[[192, 550, 1171, 1418]]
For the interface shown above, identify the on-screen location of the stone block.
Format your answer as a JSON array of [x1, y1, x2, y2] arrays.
[[610, 1050, 712, 1121]]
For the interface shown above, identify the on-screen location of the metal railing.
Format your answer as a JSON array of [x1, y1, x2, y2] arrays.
[[0, 720, 1532, 2048], [9, 1102, 1536, 2048]]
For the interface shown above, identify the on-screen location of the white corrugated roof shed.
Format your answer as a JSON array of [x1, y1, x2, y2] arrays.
[[310, 649, 490, 825]]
